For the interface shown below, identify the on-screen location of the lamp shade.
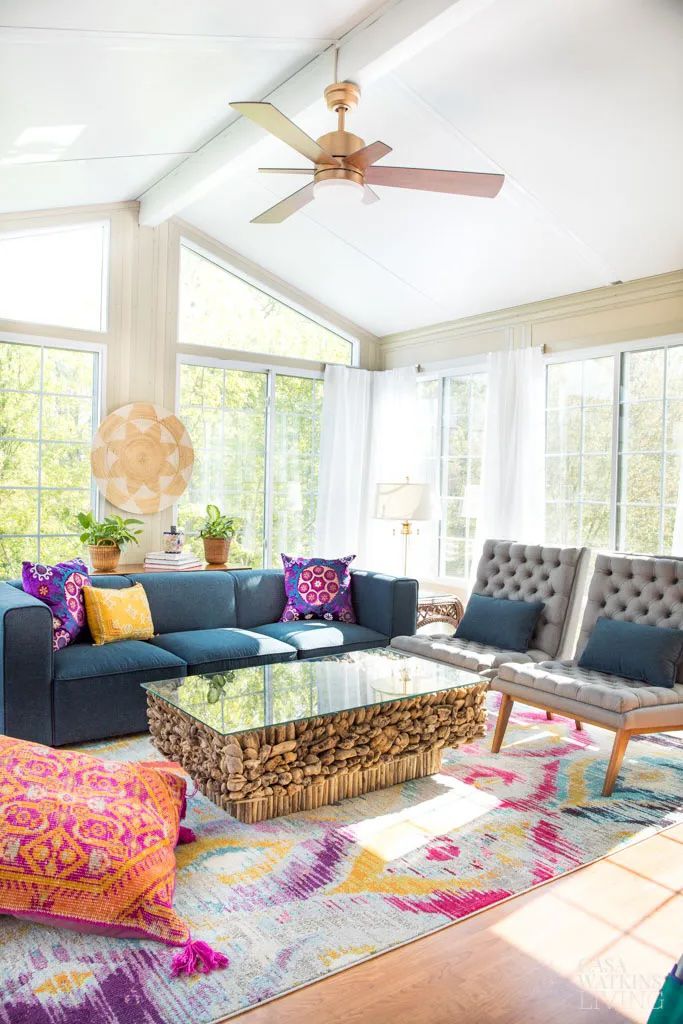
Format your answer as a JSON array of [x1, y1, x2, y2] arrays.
[[375, 482, 437, 522]]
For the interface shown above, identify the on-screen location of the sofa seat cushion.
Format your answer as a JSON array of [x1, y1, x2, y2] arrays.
[[253, 621, 388, 657], [149, 628, 296, 673], [497, 660, 683, 715], [391, 634, 542, 677], [54, 639, 186, 686]]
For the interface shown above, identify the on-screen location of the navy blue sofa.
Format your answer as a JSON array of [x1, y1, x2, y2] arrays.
[[0, 568, 418, 746]]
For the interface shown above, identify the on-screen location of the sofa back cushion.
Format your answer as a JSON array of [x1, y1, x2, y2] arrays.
[[471, 540, 587, 659], [232, 569, 286, 629], [576, 553, 683, 682], [127, 571, 237, 634]]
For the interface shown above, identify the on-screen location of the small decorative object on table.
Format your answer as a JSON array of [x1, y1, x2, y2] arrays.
[[199, 504, 240, 565], [77, 510, 143, 572], [417, 591, 465, 633], [163, 524, 185, 553]]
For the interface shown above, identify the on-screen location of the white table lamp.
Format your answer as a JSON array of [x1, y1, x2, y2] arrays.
[[375, 480, 438, 576]]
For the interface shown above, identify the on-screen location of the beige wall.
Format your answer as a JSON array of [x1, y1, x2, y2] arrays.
[[0, 201, 379, 563], [380, 270, 683, 366]]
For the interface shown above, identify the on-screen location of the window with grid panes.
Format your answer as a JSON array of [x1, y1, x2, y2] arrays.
[[0, 339, 99, 577]]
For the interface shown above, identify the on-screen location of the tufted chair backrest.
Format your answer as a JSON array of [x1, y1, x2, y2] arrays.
[[472, 539, 589, 659], [576, 552, 683, 680]]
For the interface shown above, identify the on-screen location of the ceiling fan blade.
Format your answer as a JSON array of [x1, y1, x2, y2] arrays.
[[251, 181, 316, 224], [363, 185, 380, 205], [231, 102, 339, 166], [345, 141, 392, 171], [258, 167, 314, 175], [365, 165, 505, 198]]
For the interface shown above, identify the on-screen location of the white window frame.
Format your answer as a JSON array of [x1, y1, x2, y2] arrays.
[[176, 352, 323, 567], [418, 356, 488, 585], [544, 331, 683, 552], [0, 330, 105, 565], [177, 236, 359, 368], [0, 219, 110, 334]]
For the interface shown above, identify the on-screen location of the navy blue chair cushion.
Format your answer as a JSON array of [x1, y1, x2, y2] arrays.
[[455, 593, 544, 653], [54, 639, 186, 686], [253, 621, 388, 658], [231, 569, 287, 628], [578, 618, 683, 688], [127, 571, 237, 634], [149, 628, 296, 674]]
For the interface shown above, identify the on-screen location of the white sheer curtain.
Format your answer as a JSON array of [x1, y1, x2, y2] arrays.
[[364, 367, 419, 571], [315, 365, 373, 559], [315, 365, 418, 571], [476, 346, 546, 547]]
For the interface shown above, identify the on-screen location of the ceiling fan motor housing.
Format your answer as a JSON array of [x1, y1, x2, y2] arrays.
[[316, 81, 366, 185]]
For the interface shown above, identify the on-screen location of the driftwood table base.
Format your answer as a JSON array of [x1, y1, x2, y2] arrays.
[[147, 682, 488, 823]]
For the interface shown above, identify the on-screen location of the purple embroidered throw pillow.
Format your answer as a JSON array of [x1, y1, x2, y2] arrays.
[[22, 558, 91, 651], [280, 554, 356, 623]]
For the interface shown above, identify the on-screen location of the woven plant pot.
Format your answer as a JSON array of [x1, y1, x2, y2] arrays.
[[89, 544, 121, 572], [203, 537, 230, 565]]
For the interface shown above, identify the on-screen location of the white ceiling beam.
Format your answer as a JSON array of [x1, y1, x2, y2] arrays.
[[138, 0, 496, 227]]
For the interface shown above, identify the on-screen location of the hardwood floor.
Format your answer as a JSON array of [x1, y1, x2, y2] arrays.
[[227, 823, 683, 1024]]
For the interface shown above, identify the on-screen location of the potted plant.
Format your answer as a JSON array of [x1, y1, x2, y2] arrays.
[[198, 504, 239, 565], [77, 511, 144, 572]]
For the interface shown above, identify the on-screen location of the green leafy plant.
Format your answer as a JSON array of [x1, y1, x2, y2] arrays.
[[76, 510, 144, 549], [198, 504, 240, 540]]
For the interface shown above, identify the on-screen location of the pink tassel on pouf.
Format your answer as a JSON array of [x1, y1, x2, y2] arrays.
[[170, 938, 230, 977], [177, 825, 197, 845]]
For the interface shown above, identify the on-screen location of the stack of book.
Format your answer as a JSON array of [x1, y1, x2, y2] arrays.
[[143, 551, 204, 571]]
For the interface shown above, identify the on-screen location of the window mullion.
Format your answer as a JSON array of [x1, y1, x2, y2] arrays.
[[36, 348, 44, 561], [609, 354, 621, 549], [438, 377, 447, 577], [264, 369, 276, 569], [660, 353, 668, 552]]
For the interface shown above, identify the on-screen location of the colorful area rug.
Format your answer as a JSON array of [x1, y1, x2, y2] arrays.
[[2, 696, 683, 1024]]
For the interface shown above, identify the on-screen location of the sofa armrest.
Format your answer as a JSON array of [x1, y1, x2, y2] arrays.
[[351, 571, 418, 638], [0, 583, 54, 744]]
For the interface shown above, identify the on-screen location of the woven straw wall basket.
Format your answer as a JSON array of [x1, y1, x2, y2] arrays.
[[91, 402, 194, 515]]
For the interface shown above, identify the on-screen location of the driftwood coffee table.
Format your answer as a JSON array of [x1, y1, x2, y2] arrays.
[[143, 649, 487, 823]]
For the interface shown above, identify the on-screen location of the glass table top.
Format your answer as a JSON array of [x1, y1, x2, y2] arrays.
[[142, 648, 483, 738]]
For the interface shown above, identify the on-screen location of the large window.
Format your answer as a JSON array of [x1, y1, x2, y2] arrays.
[[178, 242, 353, 366], [0, 338, 100, 577], [177, 360, 323, 568], [0, 221, 109, 332], [545, 339, 683, 554], [418, 369, 487, 580], [545, 355, 615, 548]]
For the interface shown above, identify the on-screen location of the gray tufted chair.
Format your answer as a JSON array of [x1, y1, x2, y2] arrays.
[[490, 552, 683, 796], [391, 539, 589, 678]]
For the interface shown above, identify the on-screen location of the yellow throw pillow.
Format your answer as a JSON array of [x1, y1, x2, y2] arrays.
[[84, 583, 155, 645]]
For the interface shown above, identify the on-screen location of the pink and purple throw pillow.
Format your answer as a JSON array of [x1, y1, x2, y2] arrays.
[[280, 554, 356, 623], [22, 558, 91, 651]]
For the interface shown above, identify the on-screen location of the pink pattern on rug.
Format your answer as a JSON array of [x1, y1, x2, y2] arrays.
[[386, 887, 513, 919]]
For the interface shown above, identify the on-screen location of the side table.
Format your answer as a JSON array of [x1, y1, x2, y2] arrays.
[[416, 592, 464, 633]]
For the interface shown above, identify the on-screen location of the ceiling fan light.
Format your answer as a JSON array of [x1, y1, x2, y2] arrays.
[[313, 177, 364, 205]]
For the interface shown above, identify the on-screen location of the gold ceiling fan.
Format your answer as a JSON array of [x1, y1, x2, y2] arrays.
[[230, 80, 504, 224]]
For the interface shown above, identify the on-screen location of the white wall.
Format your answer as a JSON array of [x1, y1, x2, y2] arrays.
[[380, 270, 683, 366]]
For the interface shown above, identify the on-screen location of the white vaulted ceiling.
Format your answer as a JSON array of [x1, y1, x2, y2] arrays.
[[1, 0, 682, 335]]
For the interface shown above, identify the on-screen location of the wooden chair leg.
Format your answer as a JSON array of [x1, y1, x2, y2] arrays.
[[575, 720, 583, 731], [491, 694, 514, 753], [602, 730, 630, 797], [546, 710, 553, 720]]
